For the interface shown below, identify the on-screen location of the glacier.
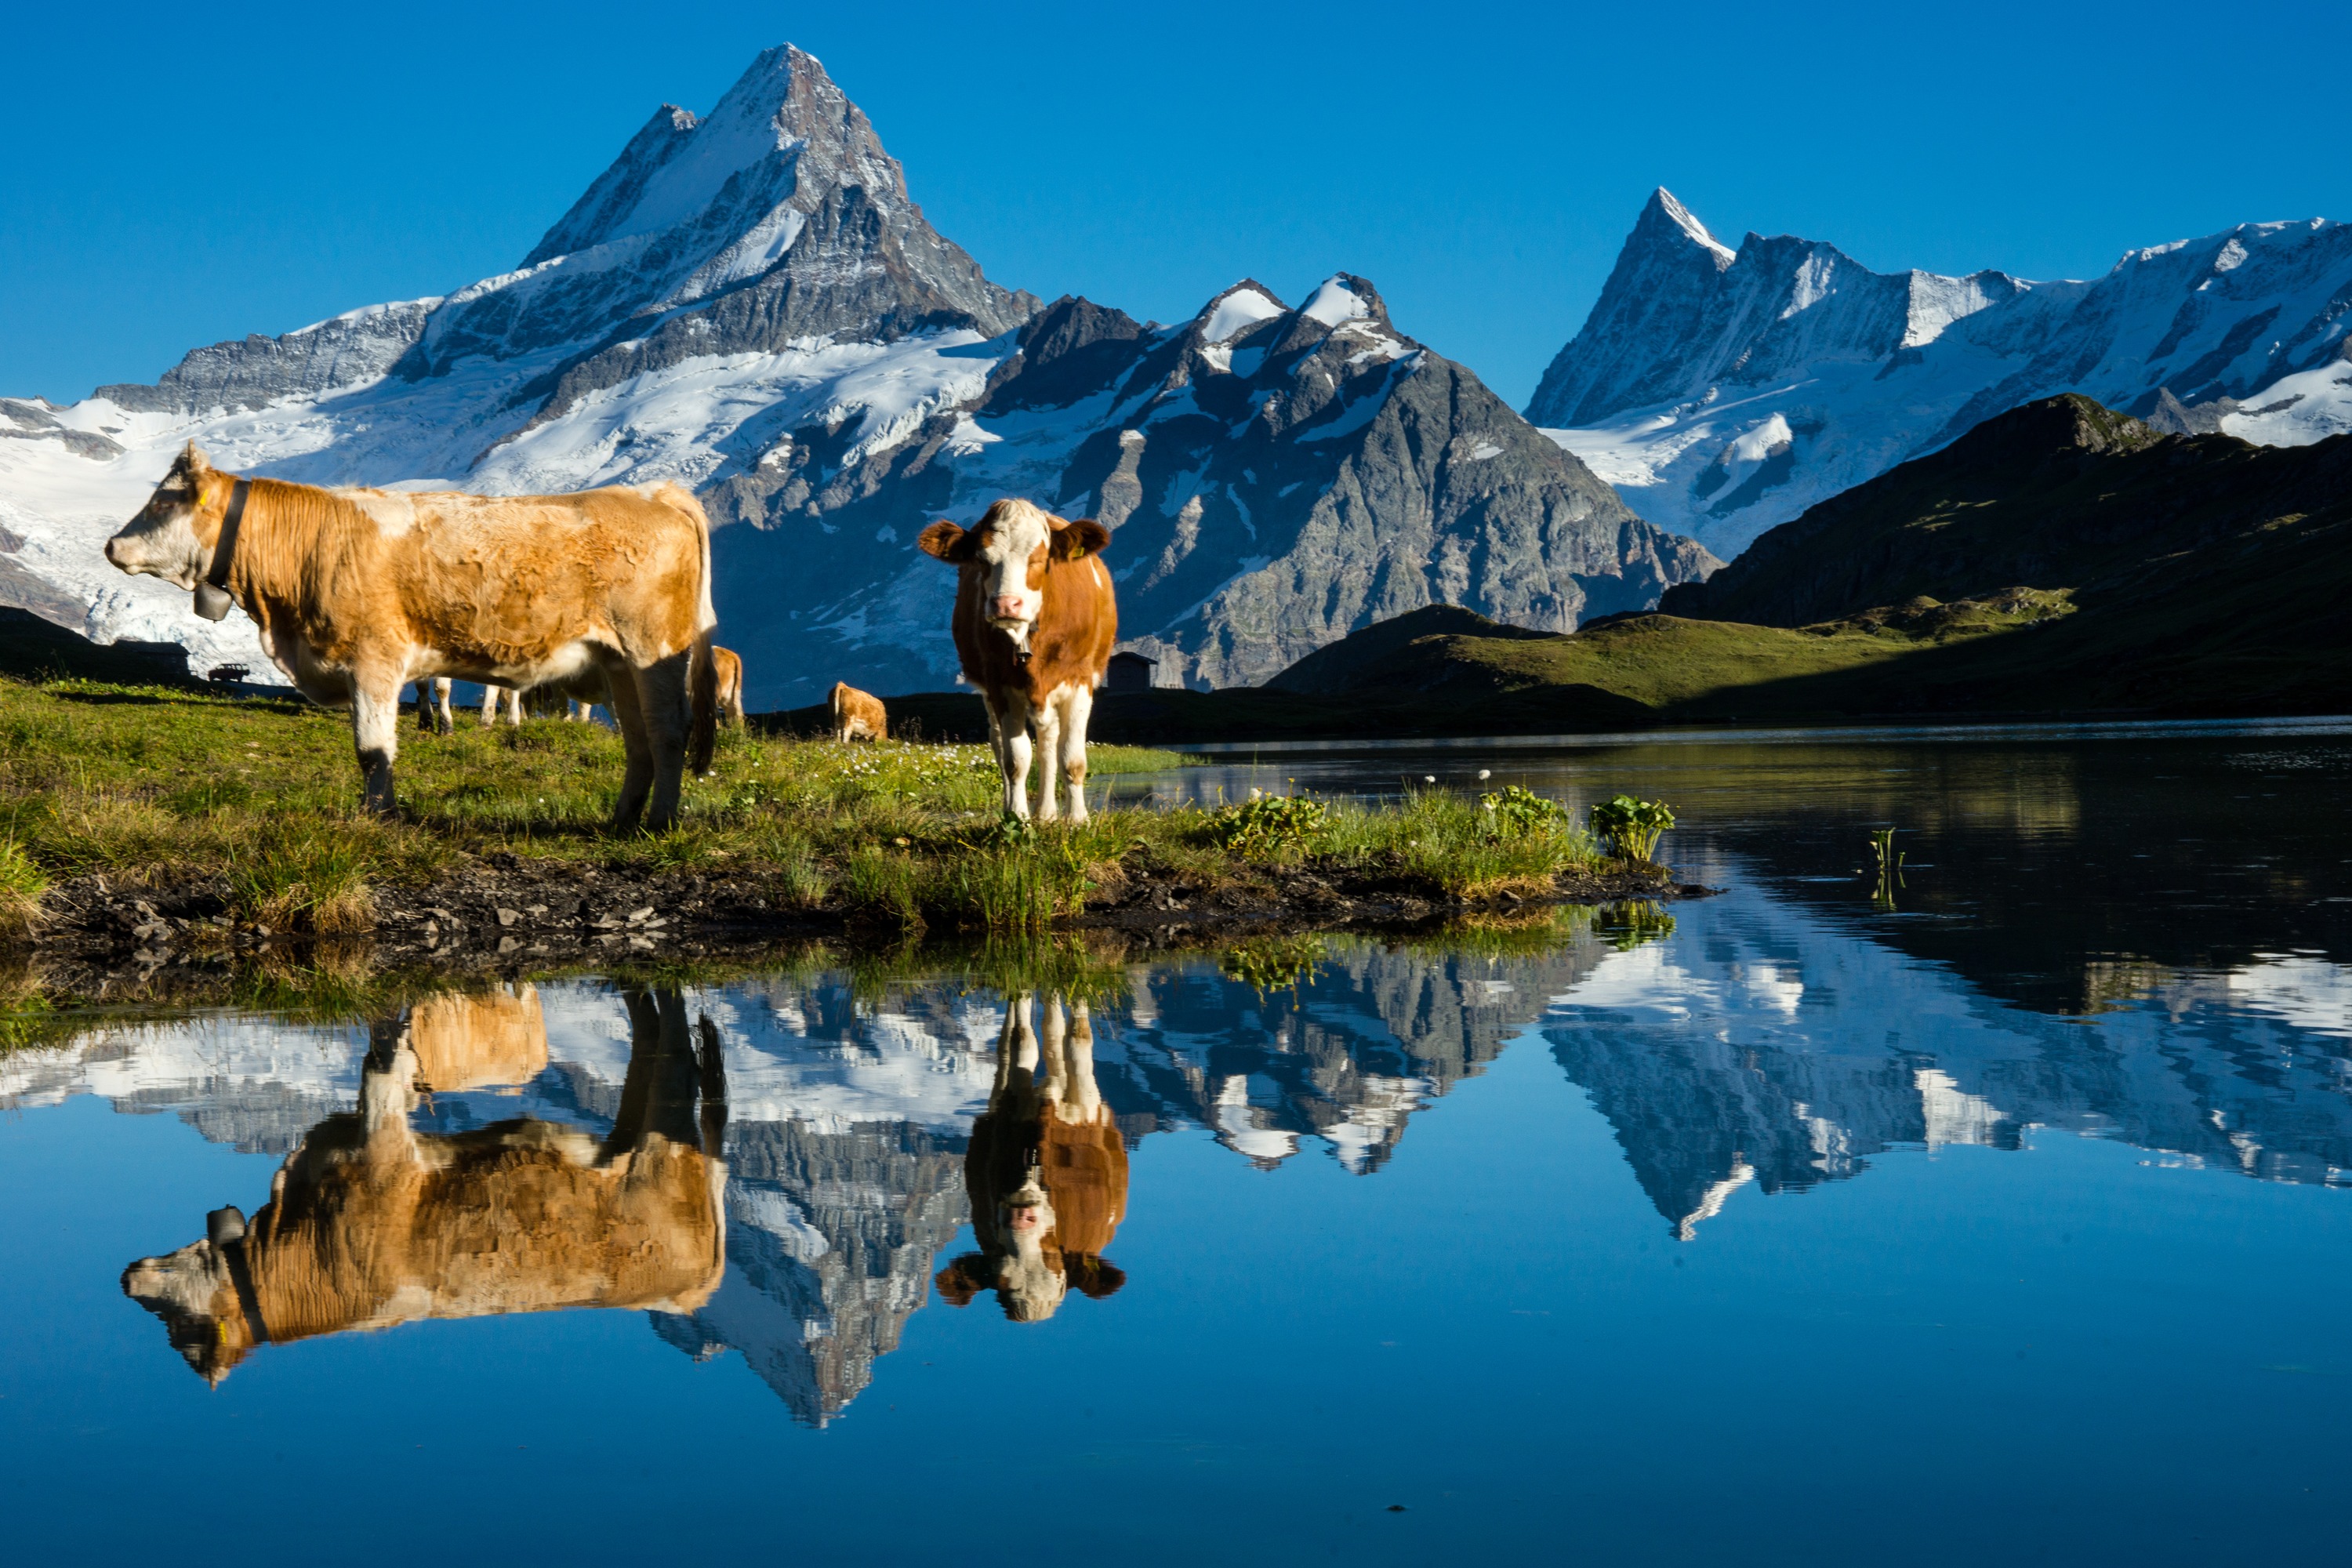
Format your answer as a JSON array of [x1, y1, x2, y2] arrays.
[[1530, 188, 2352, 558]]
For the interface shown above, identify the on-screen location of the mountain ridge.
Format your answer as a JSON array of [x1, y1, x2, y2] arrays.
[[1534, 188, 2352, 558], [0, 45, 1707, 706]]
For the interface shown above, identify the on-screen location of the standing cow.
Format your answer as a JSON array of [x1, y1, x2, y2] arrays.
[[916, 499, 1115, 822], [829, 681, 884, 743], [103, 445, 717, 829]]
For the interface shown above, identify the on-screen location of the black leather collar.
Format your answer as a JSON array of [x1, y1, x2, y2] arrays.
[[209, 479, 249, 593], [192, 478, 248, 622]]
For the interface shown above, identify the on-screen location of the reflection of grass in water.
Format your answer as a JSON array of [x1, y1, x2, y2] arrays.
[[1399, 904, 1602, 958], [5, 891, 1678, 1051], [1221, 935, 1329, 996], [768, 933, 1136, 1011], [1868, 827, 1907, 910], [1594, 901, 1678, 952]]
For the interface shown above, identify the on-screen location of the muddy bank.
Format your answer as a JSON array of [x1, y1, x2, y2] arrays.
[[24, 851, 1711, 1000]]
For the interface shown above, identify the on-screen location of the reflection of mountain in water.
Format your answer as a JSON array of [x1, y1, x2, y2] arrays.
[[0, 1017, 367, 1152], [30, 891, 2352, 1415], [534, 978, 994, 1427], [654, 1122, 968, 1426], [1545, 887, 2352, 1236], [1102, 937, 1613, 1171]]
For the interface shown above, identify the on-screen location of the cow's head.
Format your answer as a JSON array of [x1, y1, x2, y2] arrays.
[[917, 499, 1109, 654], [105, 442, 227, 590], [932, 1167, 1127, 1322], [121, 1206, 259, 1385]]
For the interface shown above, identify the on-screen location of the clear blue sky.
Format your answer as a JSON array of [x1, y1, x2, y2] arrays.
[[5, 0, 2346, 409]]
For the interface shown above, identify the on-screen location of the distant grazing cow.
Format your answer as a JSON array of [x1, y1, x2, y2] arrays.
[[916, 499, 1115, 822], [104, 445, 717, 829], [412, 677, 454, 734], [121, 985, 728, 1385], [830, 681, 884, 743], [935, 990, 1127, 1322], [713, 646, 746, 727]]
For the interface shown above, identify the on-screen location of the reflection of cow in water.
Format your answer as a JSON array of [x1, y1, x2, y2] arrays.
[[122, 985, 728, 1383], [936, 992, 1127, 1321]]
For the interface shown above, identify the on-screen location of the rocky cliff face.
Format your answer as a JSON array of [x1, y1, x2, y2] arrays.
[[1531, 188, 2352, 558], [92, 299, 443, 416], [0, 45, 1707, 706], [707, 275, 1718, 697]]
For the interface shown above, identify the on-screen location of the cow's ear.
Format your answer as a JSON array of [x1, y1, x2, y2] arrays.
[[182, 441, 212, 473], [1067, 1254, 1126, 1299], [917, 521, 973, 561], [935, 1254, 986, 1306], [1053, 517, 1112, 560]]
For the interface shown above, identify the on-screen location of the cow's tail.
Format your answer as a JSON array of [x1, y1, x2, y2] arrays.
[[686, 492, 720, 779]]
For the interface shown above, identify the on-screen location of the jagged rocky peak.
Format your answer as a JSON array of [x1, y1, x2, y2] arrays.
[[523, 45, 913, 275], [404, 42, 1035, 384], [1528, 187, 2037, 431], [1532, 190, 2350, 561]]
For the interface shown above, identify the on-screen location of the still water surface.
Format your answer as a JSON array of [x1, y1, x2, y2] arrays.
[[6, 720, 2351, 1565]]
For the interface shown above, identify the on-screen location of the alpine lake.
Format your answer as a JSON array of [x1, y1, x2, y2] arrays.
[[7, 717, 2351, 1565]]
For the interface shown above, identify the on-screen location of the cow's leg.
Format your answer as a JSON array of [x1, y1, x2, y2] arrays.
[[602, 668, 658, 832], [350, 673, 402, 816], [1040, 994, 1070, 1101], [633, 652, 693, 832], [432, 678, 455, 735], [610, 988, 704, 1159], [412, 681, 433, 735], [1067, 999, 1102, 1116], [502, 687, 524, 728], [478, 684, 499, 728], [988, 694, 1033, 820], [1059, 684, 1094, 825], [1033, 699, 1064, 823], [997, 991, 1038, 1087]]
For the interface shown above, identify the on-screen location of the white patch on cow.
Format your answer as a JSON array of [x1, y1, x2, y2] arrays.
[[975, 498, 1054, 647], [336, 488, 418, 536]]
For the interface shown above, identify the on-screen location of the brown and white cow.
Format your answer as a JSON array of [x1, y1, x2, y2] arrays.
[[713, 646, 747, 727], [121, 985, 728, 1385], [916, 499, 1116, 822], [103, 445, 717, 829], [934, 991, 1127, 1322], [830, 681, 885, 743]]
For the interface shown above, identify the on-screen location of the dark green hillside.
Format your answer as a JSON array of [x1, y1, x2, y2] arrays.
[[1264, 604, 1556, 695], [1660, 394, 2352, 628]]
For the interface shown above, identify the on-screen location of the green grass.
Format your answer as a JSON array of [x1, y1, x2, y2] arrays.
[[0, 677, 1612, 938]]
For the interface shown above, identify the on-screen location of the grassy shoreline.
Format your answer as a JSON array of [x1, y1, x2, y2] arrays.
[[0, 677, 1651, 946]]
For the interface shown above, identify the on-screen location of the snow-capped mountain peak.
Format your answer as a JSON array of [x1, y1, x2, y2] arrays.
[[1532, 191, 2352, 557], [1646, 187, 1737, 267], [0, 49, 1708, 704]]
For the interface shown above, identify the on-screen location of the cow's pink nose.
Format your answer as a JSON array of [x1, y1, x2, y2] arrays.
[[992, 595, 1025, 620]]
